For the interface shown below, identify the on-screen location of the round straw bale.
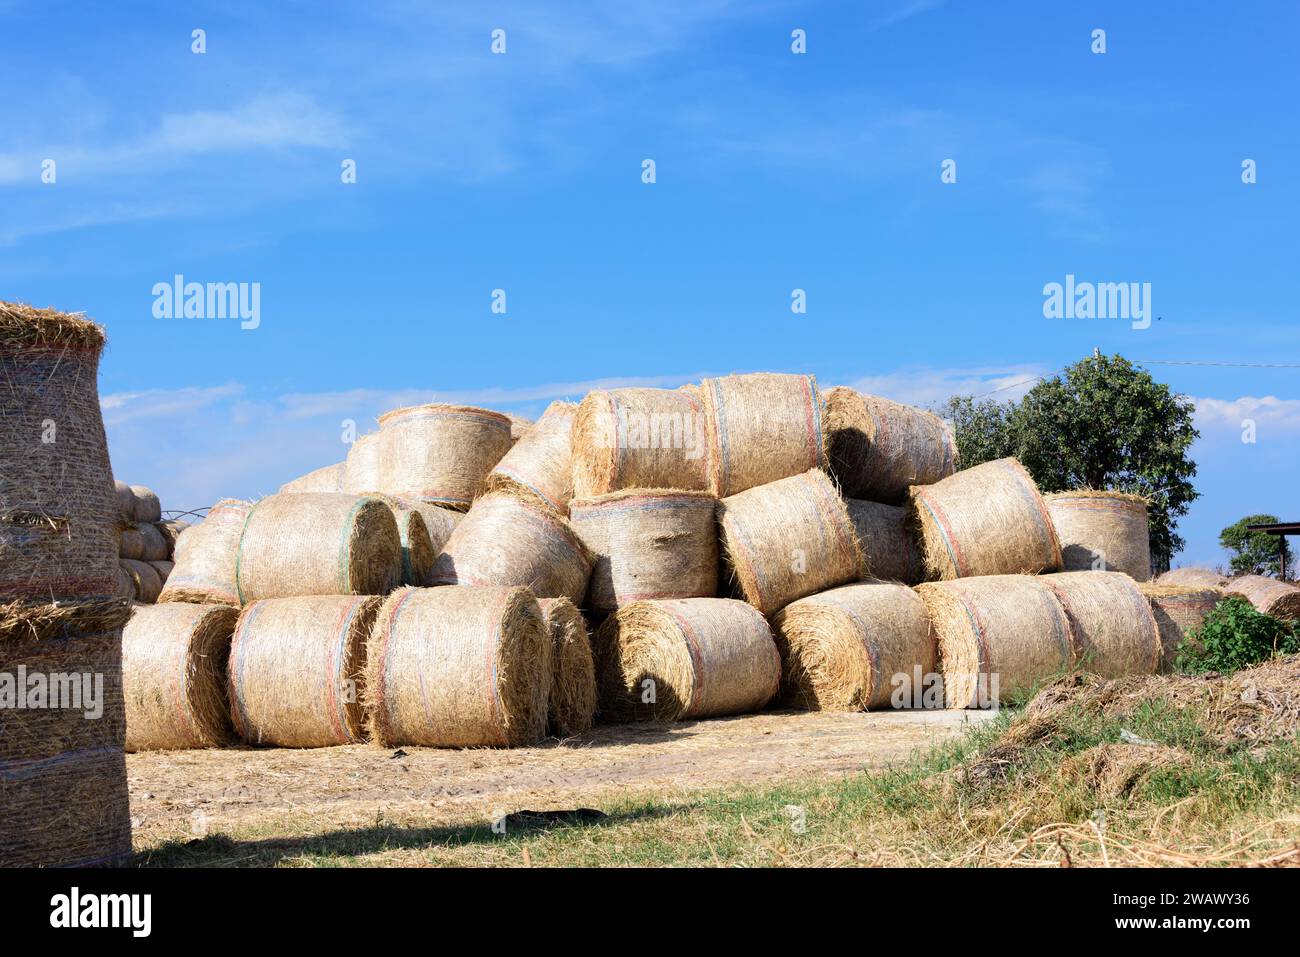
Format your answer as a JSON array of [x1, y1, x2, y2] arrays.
[[122, 602, 239, 751], [120, 558, 163, 603], [1137, 583, 1233, 672], [149, 559, 174, 583], [377, 404, 513, 509], [280, 461, 344, 494], [569, 488, 718, 615], [1156, 567, 1228, 588], [717, 468, 862, 616], [368, 495, 435, 586], [1228, 574, 1300, 621], [119, 525, 144, 560], [365, 585, 551, 748], [394, 499, 460, 554], [701, 373, 825, 497], [909, 457, 1062, 580], [596, 597, 781, 721], [916, 575, 1074, 708], [235, 492, 401, 603], [1045, 490, 1151, 580], [826, 387, 958, 504], [134, 521, 169, 562], [846, 498, 924, 584], [157, 518, 189, 555], [158, 498, 252, 605], [430, 491, 593, 604], [1042, 571, 1161, 678], [114, 480, 137, 523], [341, 432, 383, 494], [571, 386, 710, 498], [538, 597, 596, 737], [228, 595, 380, 747], [114, 562, 136, 600], [507, 413, 533, 443], [486, 400, 577, 512], [772, 581, 934, 711], [130, 485, 162, 524]]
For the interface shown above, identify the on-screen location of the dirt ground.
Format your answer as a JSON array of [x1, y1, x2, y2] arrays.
[[128, 708, 994, 851]]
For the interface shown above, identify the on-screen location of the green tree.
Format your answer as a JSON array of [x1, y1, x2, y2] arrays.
[[1219, 514, 1290, 577]]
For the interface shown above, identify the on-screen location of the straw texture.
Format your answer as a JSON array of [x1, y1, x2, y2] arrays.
[[341, 432, 383, 494], [1157, 567, 1229, 588], [846, 498, 924, 585], [826, 387, 958, 504], [717, 468, 862, 616], [1138, 583, 1233, 672], [235, 492, 402, 602], [281, 462, 344, 494], [909, 457, 1062, 580], [159, 498, 252, 605], [507, 413, 533, 443], [571, 386, 710, 498], [569, 488, 718, 614], [135, 522, 169, 562], [114, 480, 136, 523], [596, 597, 780, 721], [1046, 490, 1152, 580], [1042, 571, 1161, 678], [370, 496, 435, 586], [1229, 575, 1300, 621], [0, 596, 131, 645], [228, 595, 380, 747], [130, 485, 162, 524], [377, 404, 513, 509], [118, 525, 143, 560], [486, 400, 577, 513], [122, 602, 239, 751], [538, 597, 596, 737], [394, 499, 460, 555], [365, 586, 551, 748], [702, 373, 825, 497], [120, 558, 163, 603]]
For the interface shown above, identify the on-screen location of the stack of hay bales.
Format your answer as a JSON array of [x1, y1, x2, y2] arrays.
[[1, 301, 132, 867], [1228, 575, 1300, 622], [113, 480, 185, 602]]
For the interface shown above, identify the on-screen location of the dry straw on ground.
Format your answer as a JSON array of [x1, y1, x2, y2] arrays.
[[159, 499, 252, 605], [717, 468, 862, 616], [772, 581, 934, 711], [1045, 490, 1152, 580], [909, 457, 1062, 580], [122, 602, 240, 751], [845, 498, 924, 584], [130, 485, 162, 524], [431, 491, 593, 604], [596, 597, 780, 721], [538, 597, 596, 737], [569, 488, 717, 614], [571, 386, 710, 498], [1157, 567, 1228, 588], [916, 575, 1075, 708], [486, 399, 577, 513], [341, 432, 383, 494], [281, 461, 344, 494], [228, 595, 380, 747], [1228, 574, 1300, 621], [825, 386, 958, 503], [365, 586, 551, 748], [701, 373, 825, 497], [1042, 571, 1161, 678], [377, 403, 513, 509], [120, 558, 163, 603], [1137, 583, 1233, 672], [236, 493, 400, 602]]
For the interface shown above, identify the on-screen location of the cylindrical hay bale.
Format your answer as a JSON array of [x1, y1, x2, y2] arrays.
[[717, 469, 862, 616], [384, 499, 435, 586], [149, 560, 174, 586], [114, 562, 136, 600], [909, 457, 1062, 581], [538, 597, 596, 737], [341, 432, 383, 494], [571, 387, 710, 499], [280, 461, 344, 494], [596, 597, 780, 721], [826, 387, 958, 504], [135, 521, 169, 562], [1157, 567, 1228, 588], [158, 499, 252, 605], [157, 518, 189, 555], [122, 602, 240, 751], [121, 558, 163, 603], [130, 485, 162, 524], [507, 413, 533, 444], [1229, 575, 1300, 621], [772, 581, 934, 711], [486, 400, 577, 512], [376, 404, 513, 509], [702, 373, 825, 497], [1045, 490, 1152, 581], [569, 489, 718, 615], [0, 302, 119, 606], [846, 498, 924, 585], [114, 480, 137, 523], [916, 575, 1075, 708], [119, 525, 144, 560], [1138, 583, 1232, 672], [431, 492, 593, 604], [228, 595, 380, 747], [396, 500, 460, 555], [1042, 571, 1161, 678], [365, 586, 551, 748], [235, 493, 401, 603]]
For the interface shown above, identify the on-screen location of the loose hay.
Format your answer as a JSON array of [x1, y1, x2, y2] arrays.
[[228, 595, 380, 747], [1137, 583, 1234, 672], [280, 462, 344, 494], [571, 386, 710, 498], [909, 457, 1062, 580], [916, 575, 1074, 708], [1228, 574, 1300, 621], [377, 403, 513, 509], [365, 586, 551, 748], [569, 488, 717, 614], [159, 499, 252, 605], [485, 399, 577, 512], [120, 558, 163, 604], [130, 485, 162, 524], [0, 596, 131, 644], [717, 468, 862, 616], [341, 432, 383, 494], [538, 597, 596, 737], [431, 491, 593, 604], [1042, 571, 1161, 678], [846, 498, 924, 584], [825, 387, 958, 504], [772, 581, 934, 711], [235, 493, 402, 602], [1157, 567, 1228, 588], [701, 372, 825, 497], [1045, 490, 1152, 580], [122, 602, 240, 751], [595, 597, 781, 721]]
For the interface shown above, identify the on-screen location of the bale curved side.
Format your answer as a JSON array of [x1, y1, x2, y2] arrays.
[[1042, 571, 1162, 677], [1045, 490, 1151, 580], [570, 387, 710, 498], [376, 404, 513, 509], [281, 462, 344, 494], [1156, 567, 1228, 589], [341, 432, 383, 494], [701, 372, 824, 497], [845, 498, 924, 584], [1229, 575, 1300, 621], [1137, 583, 1232, 672], [158, 499, 252, 605], [826, 387, 957, 503], [486, 399, 577, 513]]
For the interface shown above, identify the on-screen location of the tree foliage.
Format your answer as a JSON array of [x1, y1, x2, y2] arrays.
[[1219, 514, 1290, 578]]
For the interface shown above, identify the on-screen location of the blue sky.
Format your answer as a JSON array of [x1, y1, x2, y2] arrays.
[[2, 0, 1296, 568]]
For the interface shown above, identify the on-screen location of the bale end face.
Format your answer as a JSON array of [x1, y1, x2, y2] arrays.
[[538, 596, 596, 737]]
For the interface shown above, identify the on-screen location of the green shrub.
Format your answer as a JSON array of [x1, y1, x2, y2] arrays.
[[1176, 597, 1300, 674]]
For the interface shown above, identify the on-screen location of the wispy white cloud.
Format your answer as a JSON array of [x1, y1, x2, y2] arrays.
[[848, 363, 1050, 409], [1192, 395, 1300, 435]]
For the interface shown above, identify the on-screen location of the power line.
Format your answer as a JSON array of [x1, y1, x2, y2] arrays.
[[1133, 358, 1300, 369]]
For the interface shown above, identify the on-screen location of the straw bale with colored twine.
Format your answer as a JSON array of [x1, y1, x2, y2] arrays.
[[702, 372, 825, 497]]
